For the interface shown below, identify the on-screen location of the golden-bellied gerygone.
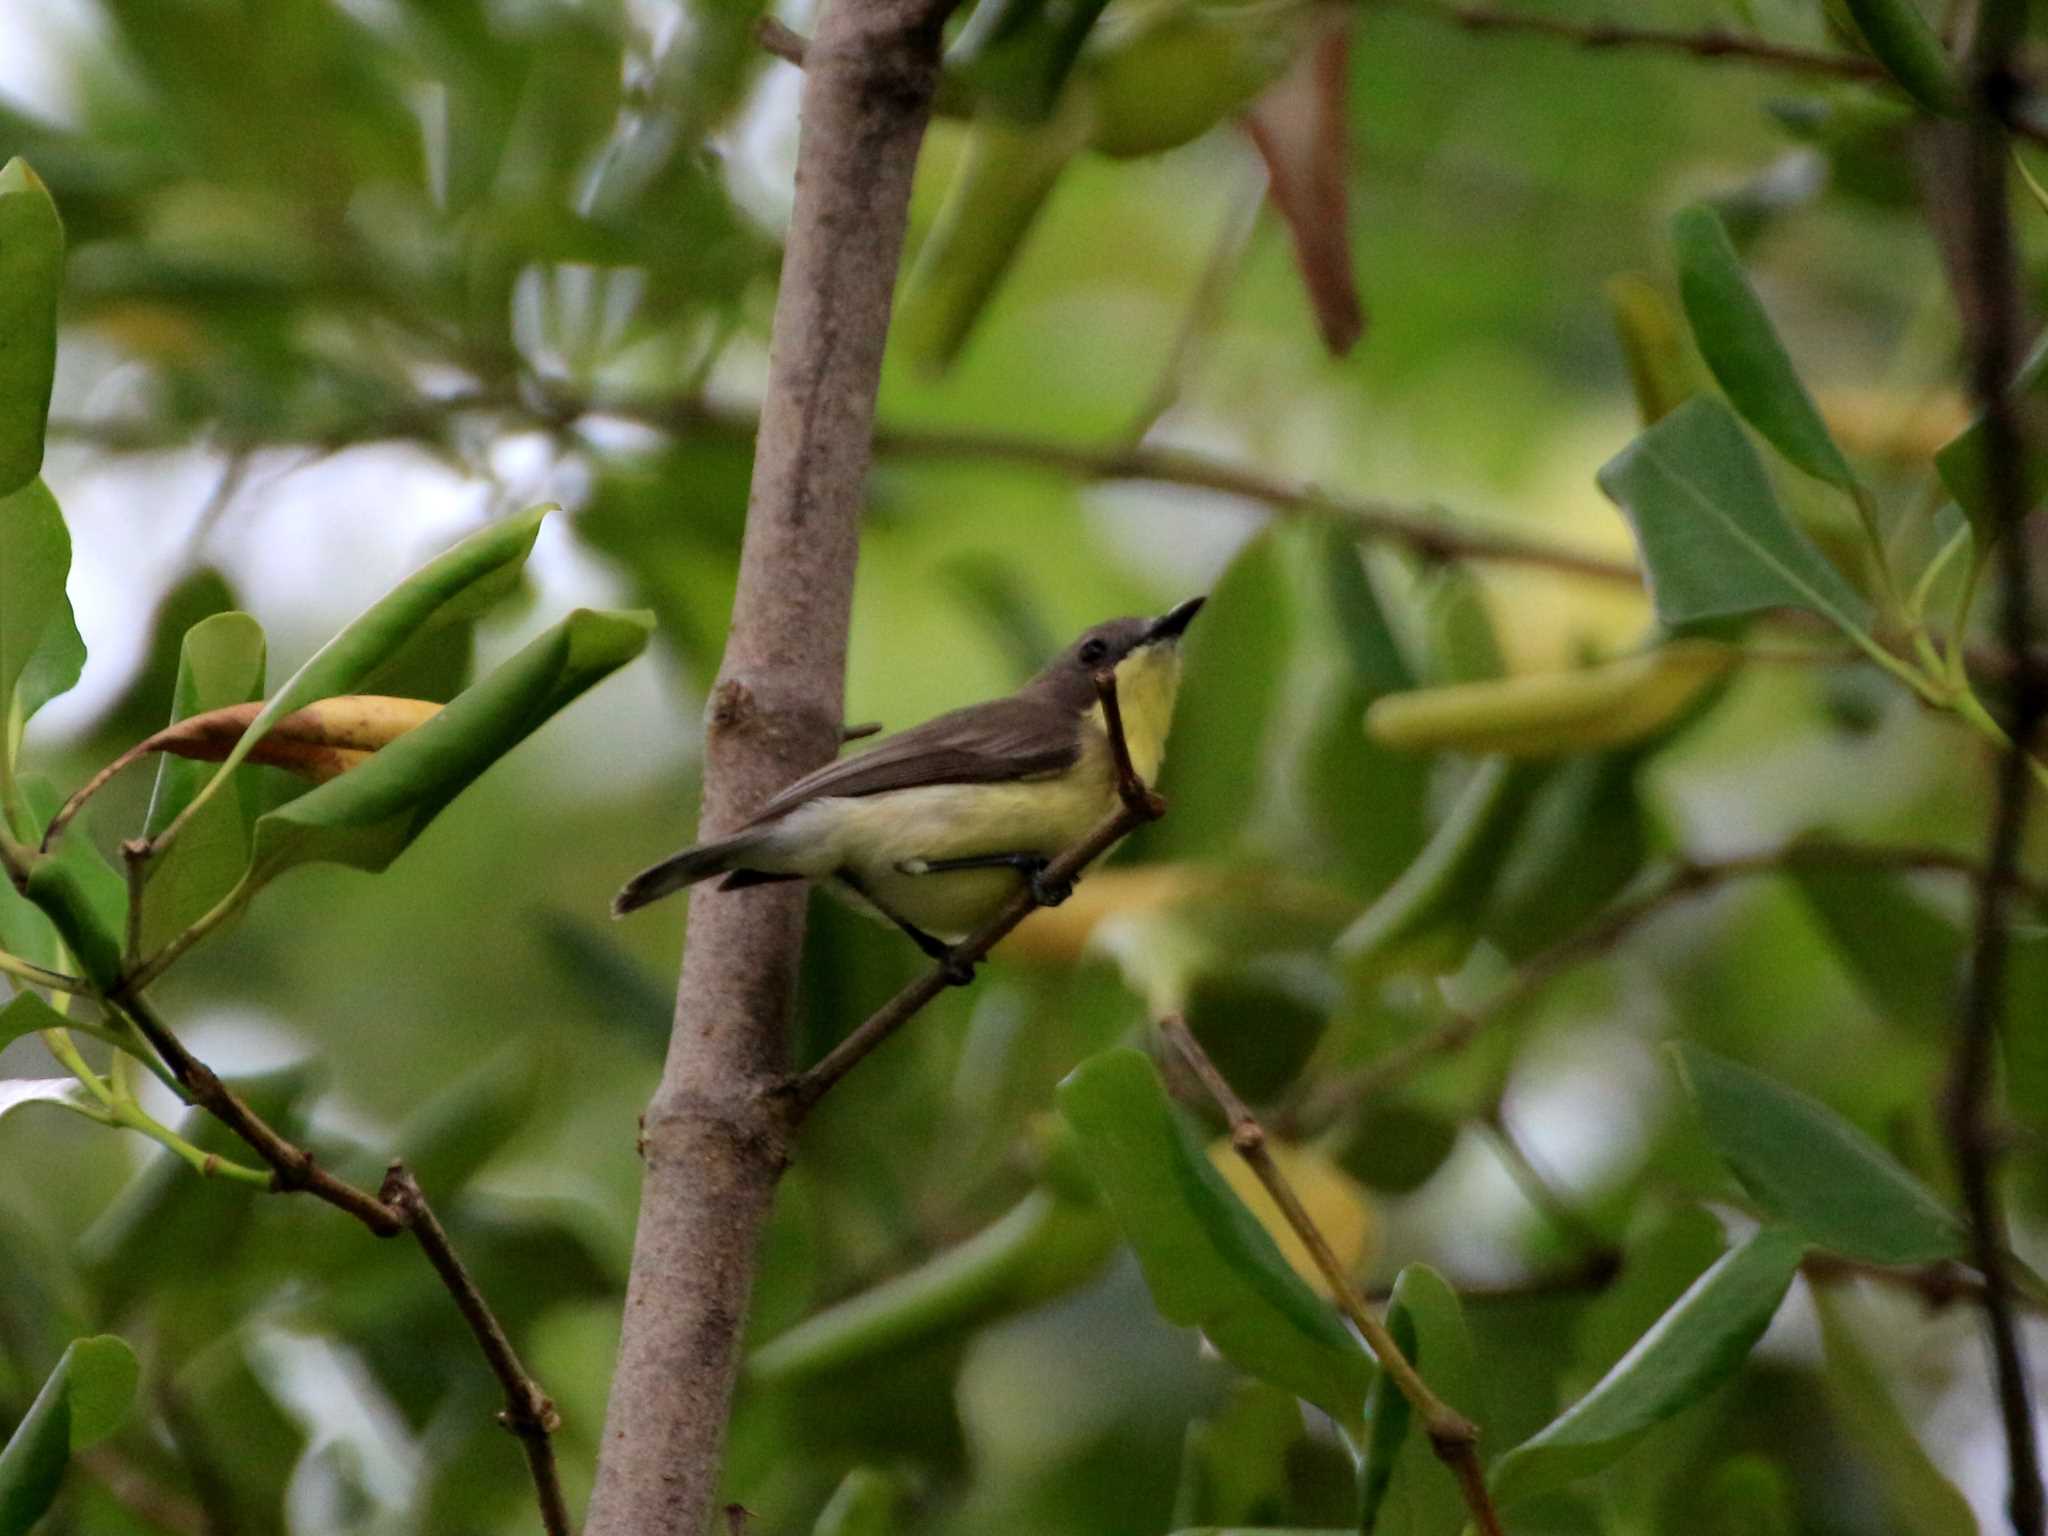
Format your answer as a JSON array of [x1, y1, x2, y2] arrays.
[[613, 597, 1204, 974]]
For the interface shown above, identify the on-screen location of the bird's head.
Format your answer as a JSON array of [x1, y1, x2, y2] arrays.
[[1034, 597, 1204, 778]]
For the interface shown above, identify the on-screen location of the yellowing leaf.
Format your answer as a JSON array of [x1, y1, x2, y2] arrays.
[[1205, 1138, 1377, 1298], [1365, 641, 1736, 758]]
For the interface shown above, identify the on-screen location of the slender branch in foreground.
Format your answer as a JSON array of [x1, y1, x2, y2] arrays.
[[1939, 1, 2048, 1526], [109, 995, 569, 1534], [1290, 841, 2048, 1134], [1160, 1015, 1508, 1536], [777, 669, 1165, 1119], [379, 1165, 570, 1536]]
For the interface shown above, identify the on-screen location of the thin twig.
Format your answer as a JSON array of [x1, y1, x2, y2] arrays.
[[50, 403, 1644, 587], [380, 1165, 571, 1536], [109, 997, 569, 1533], [777, 668, 1166, 1118], [865, 425, 1642, 585], [1384, 0, 1884, 79], [0, 947, 85, 993], [114, 993, 405, 1232], [1290, 841, 2048, 1133], [1940, 0, 2048, 1525], [1160, 1014, 1507, 1536]]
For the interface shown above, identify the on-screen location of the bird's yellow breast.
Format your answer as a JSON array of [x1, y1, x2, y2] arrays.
[[1087, 639, 1183, 786]]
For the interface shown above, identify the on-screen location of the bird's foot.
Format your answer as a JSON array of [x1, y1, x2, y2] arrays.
[[939, 951, 977, 987], [1026, 859, 1073, 908]]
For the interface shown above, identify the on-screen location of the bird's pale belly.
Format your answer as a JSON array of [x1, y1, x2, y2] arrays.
[[752, 743, 1123, 938]]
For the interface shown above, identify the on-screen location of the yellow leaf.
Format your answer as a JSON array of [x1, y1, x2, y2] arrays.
[[1206, 1138, 1377, 1298], [1365, 640, 1736, 758]]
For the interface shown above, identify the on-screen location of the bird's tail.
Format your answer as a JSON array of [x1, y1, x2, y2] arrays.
[[612, 833, 763, 916]]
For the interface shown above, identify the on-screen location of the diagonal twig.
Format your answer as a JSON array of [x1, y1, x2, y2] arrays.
[[775, 668, 1166, 1120], [1160, 1014, 1507, 1536], [111, 994, 571, 1535], [380, 1164, 569, 1536]]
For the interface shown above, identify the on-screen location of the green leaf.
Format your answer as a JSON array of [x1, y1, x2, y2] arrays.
[[1488, 1227, 1804, 1506], [1672, 205, 1855, 490], [140, 612, 267, 954], [0, 778, 111, 974], [1598, 396, 1873, 636], [1332, 1098, 1460, 1196], [0, 1335, 138, 1536], [812, 1468, 904, 1536], [181, 504, 552, 827], [1696, 1456, 1798, 1536], [1147, 528, 1290, 862], [749, 1187, 1118, 1385], [1838, 0, 1963, 115], [0, 479, 85, 759], [1816, 1292, 1977, 1536], [1572, 1203, 1727, 1383], [0, 990, 134, 1064], [1357, 1265, 1481, 1535], [1935, 330, 2048, 549], [0, 159, 64, 499], [1337, 756, 1548, 983], [1172, 1382, 1315, 1528], [247, 607, 652, 884], [1057, 1049, 1376, 1425], [1787, 862, 1962, 1035], [1671, 1042, 1965, 1263]]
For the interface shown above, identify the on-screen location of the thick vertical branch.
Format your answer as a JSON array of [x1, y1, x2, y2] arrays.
[[1942, 2, 2048, 1531], [582, 4, 955, 1533]]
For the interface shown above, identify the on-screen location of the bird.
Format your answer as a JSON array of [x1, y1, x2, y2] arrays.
[[612, 597, 1204, 978]]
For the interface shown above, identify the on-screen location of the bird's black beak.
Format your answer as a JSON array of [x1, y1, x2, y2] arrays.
[[1145, 595, 1205, 645]]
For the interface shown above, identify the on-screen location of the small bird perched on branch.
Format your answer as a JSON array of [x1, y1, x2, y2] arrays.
[[613, 598, 1204, 970]]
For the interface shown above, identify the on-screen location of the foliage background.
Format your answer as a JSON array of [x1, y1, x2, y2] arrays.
[[0, 0, 2039, 1532]]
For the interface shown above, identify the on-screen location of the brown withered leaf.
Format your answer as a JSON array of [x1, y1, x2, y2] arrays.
[[1240, 11, 1365, 357], [48, 696, 444, 848]]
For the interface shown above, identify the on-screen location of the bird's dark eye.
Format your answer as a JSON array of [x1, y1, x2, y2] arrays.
[[1078, 638, 1109, 667]]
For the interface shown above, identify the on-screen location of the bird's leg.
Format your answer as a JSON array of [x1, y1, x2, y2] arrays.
[[836, 870, 977, 986], [894, 852, 1072, 908]]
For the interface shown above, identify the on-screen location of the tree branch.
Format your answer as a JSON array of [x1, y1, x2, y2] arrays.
[[1383, 1, 2048, 149], [379, 1165, 569, 1536], [775, 669, 1166, 1120], [582, 2, 959, 1531], [1289, 841, 2048, 1134], [1938, 0, 2048, 1525], [1160, 1014, 1507, 1536], [111, 996, 569, 1534], [1385, 0, 1885, 80]]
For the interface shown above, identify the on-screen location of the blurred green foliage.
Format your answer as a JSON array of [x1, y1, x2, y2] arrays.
[[1, 0, 2043, 1533]]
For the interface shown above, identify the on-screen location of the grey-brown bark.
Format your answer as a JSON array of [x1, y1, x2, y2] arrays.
[[581, 3, 953, 1533]]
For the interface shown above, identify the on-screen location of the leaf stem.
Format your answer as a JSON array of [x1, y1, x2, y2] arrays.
[[0, 946, 85, 993], [122, 872, 253, 995]]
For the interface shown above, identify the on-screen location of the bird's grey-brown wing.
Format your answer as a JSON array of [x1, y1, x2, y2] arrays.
[[743, 696, 1082, 827]]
